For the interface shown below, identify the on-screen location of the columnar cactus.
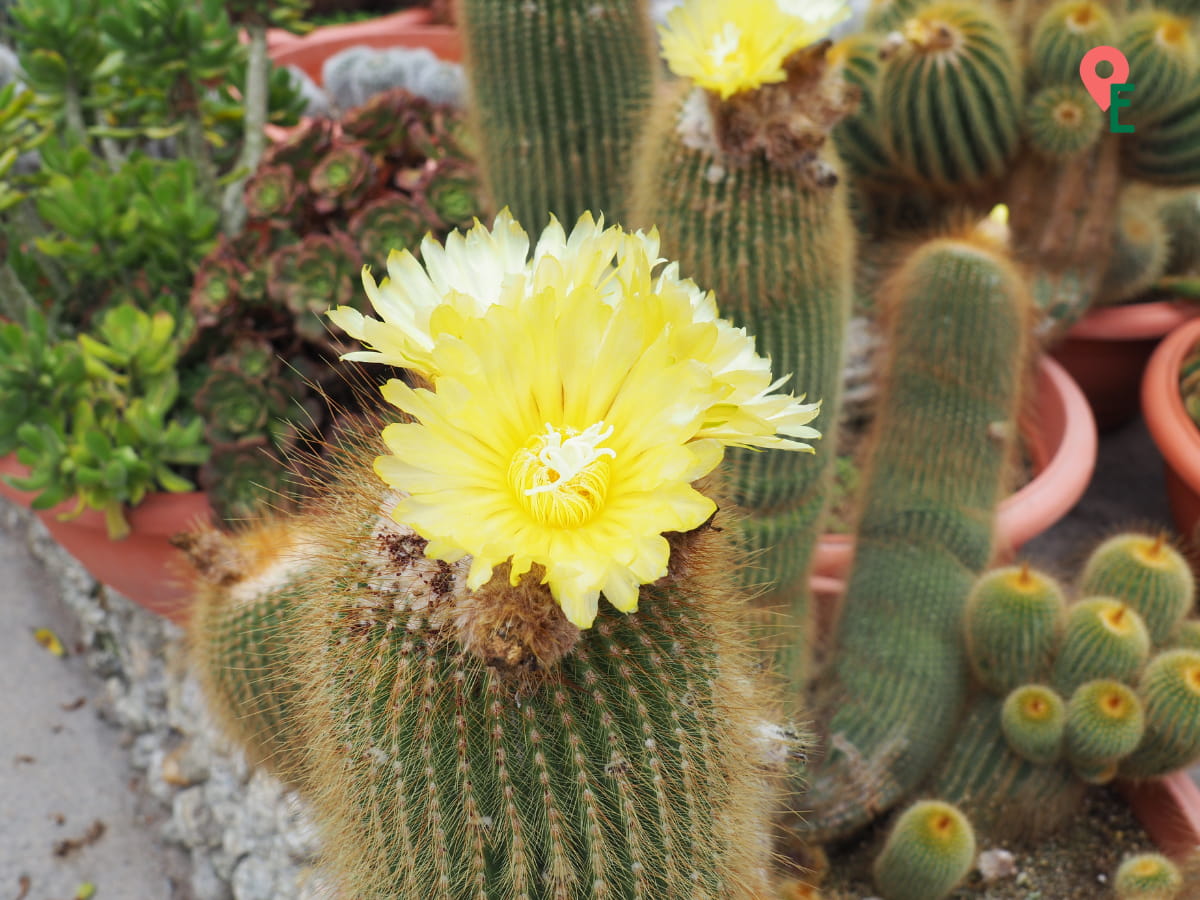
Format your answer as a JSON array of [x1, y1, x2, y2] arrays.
[[800, 232, 1032, 841], [629, 1, 856, 690], [188, 212, 824, 898], [457, 0, 658, 228]]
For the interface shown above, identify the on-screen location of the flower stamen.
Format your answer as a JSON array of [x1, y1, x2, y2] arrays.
[[510, 422, 616, 528]]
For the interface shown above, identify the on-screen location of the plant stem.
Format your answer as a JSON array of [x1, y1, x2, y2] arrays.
[[220, 23, 269, 237]]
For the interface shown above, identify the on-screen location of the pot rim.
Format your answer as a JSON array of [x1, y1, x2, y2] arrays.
[[1142, 316, 1200, 492], [1067, 299, 1200, 342]]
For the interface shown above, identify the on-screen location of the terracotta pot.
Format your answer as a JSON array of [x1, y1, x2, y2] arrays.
[[1119, 773, 1200, 859], [268, 8, 461, 84], [0, 452, 43, 509], [0, 455, 213, 625], [1052, 299, 1200, 432], [1142, 316, 1200, 545], [812, 355, 1098, 581]]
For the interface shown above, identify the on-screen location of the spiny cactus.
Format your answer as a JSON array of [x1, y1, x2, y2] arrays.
[[1126, 85, 1200, 186], [801, 233, 1032, 842], [1095, 189, 1171, 306], [629, 19, 855, 689], [458, 0, 657, 228], [189, 211, 824, 898], [1121, 648, 1200, 776], [964, 564, 1066, 695], [1163, 190, 1200, 275], [1051, 598, 1151, 696], [876, 1, 1022, 194], [1078, 533, 1195, 646], [1023, 84, 1104, 161], [1118, 9, 1197, 127], [872, 800, 976, 900], [1115, 852, 1184, 900], [1063, 679, 1145, 775], [1029, 0, 1117, 87], [1001, 683, 1065, 765], [1172, 619, 1200, 650]]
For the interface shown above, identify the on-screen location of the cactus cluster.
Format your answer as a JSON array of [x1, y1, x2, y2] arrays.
[[929, 533, 1200, 836]]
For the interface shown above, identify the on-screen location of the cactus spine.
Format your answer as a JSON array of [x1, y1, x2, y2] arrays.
[[1121, 649, 1200, 777], [801, 235, 1031, 841], [628, 48, 856, 691], [872, 800, 977, 900], [458, 0, 657, 228], [1078, 533, 1195, 645], [964, 564, 1066, 694]]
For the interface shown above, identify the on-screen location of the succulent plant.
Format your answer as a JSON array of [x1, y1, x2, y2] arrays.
[[308, 141, 376, 215], [420, 158, 480, 229], [348, 195, 428, 268], [266, 231, 362, 344], [243, 164, 301, 224]]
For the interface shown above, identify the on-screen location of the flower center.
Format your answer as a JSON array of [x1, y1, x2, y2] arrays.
[[509, 422, 616, 528], [708, 23, 741, 68]]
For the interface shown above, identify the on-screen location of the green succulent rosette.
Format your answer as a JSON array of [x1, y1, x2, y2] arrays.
[[267, 231, 362, 344], [199, 442, 299, 523], [265, 117, 335, 169], [190, 252, 246, 328], [244, 163, 301, 224], [422, 160, 482, 229], [340, 88, 431, 160], [194, 369, 287, 447], [348, 194, 430, 268], [309, 141, 376, 215]]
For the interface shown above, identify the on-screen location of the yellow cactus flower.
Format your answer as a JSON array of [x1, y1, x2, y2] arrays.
[[336, 213, 821, 628], [658, 0, 850, 99]]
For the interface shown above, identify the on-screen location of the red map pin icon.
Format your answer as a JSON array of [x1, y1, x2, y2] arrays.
[[1080, 45, 1130, 111]]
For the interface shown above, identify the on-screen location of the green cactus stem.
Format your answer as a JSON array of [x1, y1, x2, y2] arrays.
[[1029, 0, 1118, 88], [1001, 683, 1066, 765], [964, 564, 1066, 695], [1063, 679, 1145, 774], [801, 234, 1031, 842], [1052, 598, 1151, 696], [1162, 191, 1200, 275], [1077, 533, 1195, 646], [628, 49, 856, 692], [872, 800, 977, 900], [877, 1, 1022, 195], [1115, 852, 1184, 900], [458, 0, 657, 228], [1125, 85, 1200, 186], [1121, 649, 1200, 777], [1023, 85, 1103, 161], [1118, 10, 1197, 127], [1095, 190, 1171, 307]]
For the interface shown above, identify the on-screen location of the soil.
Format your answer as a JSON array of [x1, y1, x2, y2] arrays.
[[816, 788, 1161, 899]]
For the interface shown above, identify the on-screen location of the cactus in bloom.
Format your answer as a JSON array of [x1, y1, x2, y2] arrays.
[[876, 1, 1023, 194], [190, 212, 823, 898], [1063, 679, 1145, 775], [964, 564, 1067, 695], [1078, 533, 1195, 646], [630, 3, 855, 690], [1001, 684, 1066, 765], [801, 232, 1032, 841], [457, 0, 657, 228], [872, 800, 976, 900], [1115, 852, 1184, 900], [1121, 649, 1200, 777], [1051, 598, 1151, 696]]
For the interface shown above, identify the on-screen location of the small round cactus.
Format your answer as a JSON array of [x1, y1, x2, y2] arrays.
[[1095, 192, 1171, 306], [1119, 10, 1198, 125], [1122, 649, 1200, 777], [877, 1, 1022, 193], [830, 33, 898, 187], [873, 800, 977, 900], [1078, 533, 1195, 646], [1115, 852, 1183, 899], [1064, 679, 1145, 772], [1001, 684, 1066, 765], [1029, 0, 1118, 88], [1162, 191, 1200, 276], [1023, 85, 1103, 160], [1052, 598, 1151, 696], [964, 564, 1066, 695]]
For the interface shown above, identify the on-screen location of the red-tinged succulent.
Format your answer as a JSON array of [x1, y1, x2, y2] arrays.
[[267, 231, 362, 344], [422, 159, 482, 229], [309, 142, 376, 214], [264, 117, 334, 169], [244, 164, 301, 223], [348, 193, 431, 267], [339, 88, 432, 160], [189, 254, 245, 328]]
